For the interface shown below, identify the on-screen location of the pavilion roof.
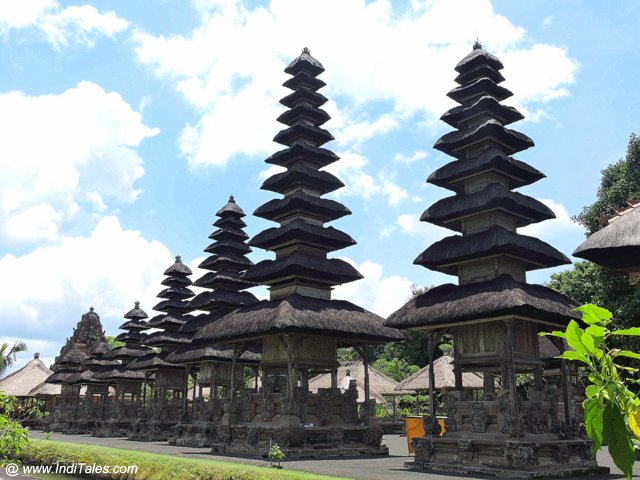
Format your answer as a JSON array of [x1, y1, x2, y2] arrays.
[[0, 354, 53, 397], [394, 355, 483, 392]]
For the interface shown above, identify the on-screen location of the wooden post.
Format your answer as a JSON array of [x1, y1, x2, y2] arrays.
[[551, 336, 572, 424], [428, 332, 436, 419], [229, 345, 239, 401], [505, 322, 519, 418], [392, 395, 397, 420], [330, 367, 337, 389]]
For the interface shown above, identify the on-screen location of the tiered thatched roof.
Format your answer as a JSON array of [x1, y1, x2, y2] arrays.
[[197, 48, 407, 346], [308, 360, 400, 404], [385, 42, 577, 332]]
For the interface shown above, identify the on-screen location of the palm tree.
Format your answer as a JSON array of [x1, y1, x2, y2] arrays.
[[0, 341, 28, 376]]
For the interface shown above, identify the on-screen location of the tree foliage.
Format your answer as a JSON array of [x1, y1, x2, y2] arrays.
[[0, 391, 30, 466], [541, 304, 639, 479], [0, 342, 27, 377]]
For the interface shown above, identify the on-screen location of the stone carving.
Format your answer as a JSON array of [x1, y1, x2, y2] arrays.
[[246, 426, 259, 445], [504, 441, 537, 466], [260, 395, 273, 422], [264, 373, 288, 394], [238, 389, 252, 422], [553, 444, 570, 463], [470, 402, 489, 433], [413, 437, 436, 465], [210, 397, 224, 424], [581, 443, 595, 461], [288, 426, 306, 447], [317, 390, 333, 425], [329, 427, 344, 445], [526, 402, 546, 434], [364, 426, 384, 447], [344, 384, 358, 424], [457, 440, 478, 462], [443, 393, 458, 432], [498, 391, 524, 437], [274, 427, 291, 447], [293, 386, 307, 421], [217, 425, 231, 444]]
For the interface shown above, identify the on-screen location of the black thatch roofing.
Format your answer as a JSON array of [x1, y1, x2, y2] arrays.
[[261, 164, 344, 195], [434, 119, 534, 158], [214, 215, 246, 229], [441, 95, 523, 128], [266, 143, 339, 169], [197, 255, 252, 273], [254, 190, 351, 223], [161, 275, 192, 287], [209, 227, 249, 242], [67, 369, 102, 385], [283, 71, 326, 91], [188, 289, 258, 311], [164, 255, 192, 276], [447, 77, 512, 104], [123, 301, 148, 321], [114, 331, 147, 344], [156, 286, 195, 300], [415, 225, 570, 274], [58, 347, 89, 366], [216, 195, 245, 217], [427, 149, 545, 193], [194, 270, 256, 290], [152, 299, 192, 315], [250, 218, 355, 252], [243, 252, 363, 286], [178, 311, 226, 334], [82, 357, 120, 368], [45, 369, 77, 384], [421, 182, 555, 231], [285, 47, 324, 76], [277, 104, 331, 127], [454, 63, 505, 86], [90, 341, 112, 356], [103, 344, 154, 361], [93, 366, 146, 382], [127, 352, 183, 371], [118, 319, 148, 331], [146, 313, 189, 329], [274, 123, 334, 147], [204, 239, 252, 256], [573, 205, 640, 270], [144, 331, 191, 347], [455, 43, 504, 73], [194, 294, 409, 344], [384, 275, 579, 330], [280, 87, 327, 109], [166, 344, 261, 364]]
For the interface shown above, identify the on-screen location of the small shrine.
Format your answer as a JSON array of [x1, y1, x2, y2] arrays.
[[195, 48, 407, 458], [167, 196, 260, 447], [45, 307, 107, 432], [128, 256, 194, 441], [385, 43, 599, 477], [94, 302, 153, 437]]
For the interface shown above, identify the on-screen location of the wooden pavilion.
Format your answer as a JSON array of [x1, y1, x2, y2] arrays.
[[573, 201, 640, 282], [385, 43, 599, 477], [194, 48, 407, 458]]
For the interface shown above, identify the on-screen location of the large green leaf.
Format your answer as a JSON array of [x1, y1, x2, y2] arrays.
[[565, 320, 587, 354], [559, 350, 590, 364], [585, 385, 601, 399], [618, 351, 640, 361], [602, 403, 635, 480], [612, 327, 640, 336], [577, 304, 613, 325], [585, 325, 606, 346], [584, 398, 603, 453]]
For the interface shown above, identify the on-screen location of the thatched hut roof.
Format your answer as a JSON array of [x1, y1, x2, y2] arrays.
[[195, 294, 408, 345], [385, 275, 579, 330], [573, 203, 640, 271], [308, 360, 400, 404], [28, 381, 61, 396], [0, 354, 54, 397], [394, 355, 484, 392], [166, 344, 260, 365]]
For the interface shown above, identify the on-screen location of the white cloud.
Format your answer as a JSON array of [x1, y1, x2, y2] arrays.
[[333, 258, 413, 318], [394, 149, 428, 165], [520, 198, 582, 241], [397, 213, 450, 243], [134, 0, 577, 168], [0, 0, 129, 48], [0, 82, 158, 245], [0, 216, 173, 363], [258, 165, 286, 181], [325, 152, 409, 205]]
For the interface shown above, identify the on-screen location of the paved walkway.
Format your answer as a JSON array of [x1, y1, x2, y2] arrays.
[[26, 431, 639, 480]]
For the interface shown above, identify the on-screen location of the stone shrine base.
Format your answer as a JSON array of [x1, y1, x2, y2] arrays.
[[409, 434, 606, 478]]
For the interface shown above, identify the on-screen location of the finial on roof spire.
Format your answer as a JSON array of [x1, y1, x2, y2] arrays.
[[473, 37, 482, 50], [302, 47, 310, 55], [229, 194, 236, 203], [34, 352, 40, 359], [134, 300, 140, 309], [175, 255, 182, 263], [90, 306, 94, 312]]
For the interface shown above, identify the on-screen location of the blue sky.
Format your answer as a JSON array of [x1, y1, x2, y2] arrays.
[[1, 0, 639, 374]]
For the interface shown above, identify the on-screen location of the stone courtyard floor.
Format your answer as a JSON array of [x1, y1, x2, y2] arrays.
[[25, 431, 640, 480]]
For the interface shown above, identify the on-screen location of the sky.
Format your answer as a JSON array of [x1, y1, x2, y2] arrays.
[[1, 0, 639, 375]]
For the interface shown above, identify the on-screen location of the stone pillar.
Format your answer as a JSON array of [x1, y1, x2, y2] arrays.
[[331, 368, 338, 390]]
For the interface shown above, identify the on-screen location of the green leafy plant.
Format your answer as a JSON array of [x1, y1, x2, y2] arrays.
[[541, 304, 640, 479], [0, 390, 30, 466], [268, 443, 285, 469]]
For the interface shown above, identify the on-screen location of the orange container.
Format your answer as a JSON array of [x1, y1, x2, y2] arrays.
[[405, 416, 446, 454]]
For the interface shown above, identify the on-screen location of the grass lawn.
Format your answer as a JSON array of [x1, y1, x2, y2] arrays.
[[17, 439, 350, 480]]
